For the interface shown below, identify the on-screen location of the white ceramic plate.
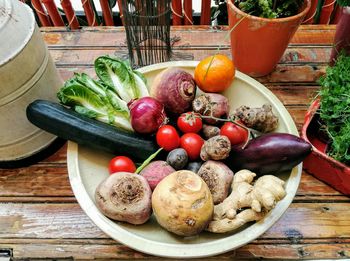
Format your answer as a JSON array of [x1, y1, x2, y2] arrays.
[[67, 61, 301, 258]]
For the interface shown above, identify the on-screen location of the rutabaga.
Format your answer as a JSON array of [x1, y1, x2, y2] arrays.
[[57, 73, 133, 132], [94, 56, 149, 103]]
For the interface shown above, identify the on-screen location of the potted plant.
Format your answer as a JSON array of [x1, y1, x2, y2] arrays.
[[227, 0, 311, 77], [301, 52, 350, 195]]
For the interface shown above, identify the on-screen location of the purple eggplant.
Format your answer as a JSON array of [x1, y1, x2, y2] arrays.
[[226, 133, 312, 175]]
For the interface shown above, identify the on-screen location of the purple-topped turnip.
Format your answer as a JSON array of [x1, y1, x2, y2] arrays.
[[150, 67, 196, 115]]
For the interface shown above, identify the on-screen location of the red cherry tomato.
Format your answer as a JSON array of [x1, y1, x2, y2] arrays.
[[180, 133, 204, 160], [108, 156, 136, 174], [220, 122, 248, 145], [156, 125, 180, 151], [177, 112, 203, 133]]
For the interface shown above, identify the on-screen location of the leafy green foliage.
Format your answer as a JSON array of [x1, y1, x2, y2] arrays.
[[94, 56, 149, 102], [234, 0, 304, 18], [337, 0, 350, 7], [57, 72, 133, 132], [319, 52, 350, 165]]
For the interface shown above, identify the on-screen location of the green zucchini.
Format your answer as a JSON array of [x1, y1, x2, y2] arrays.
[[26, 100, 158, 161]]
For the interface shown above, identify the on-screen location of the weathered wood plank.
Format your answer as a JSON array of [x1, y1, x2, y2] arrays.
[[41, 25, 335, 47], [48, 47, 332, 66], [0, 239, 349, 259], [1, 203, 350, 239], [56, 64, 326, 84]]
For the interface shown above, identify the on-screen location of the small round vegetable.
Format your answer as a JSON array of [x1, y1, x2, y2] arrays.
[[95, 172, 152, 225], [150, 67, 196, 115], [166, 148, 188, 170], [139, 160, 175, 190], [185, 161, 203, 173], [128, 97, 167, 134], [156, 125, 180, 151], [108, 156, 136, 174], [220, 122, 248, 145], [152, 170, 214, 236], [177, 112, 203, 133], [180, 133, 204, 160]]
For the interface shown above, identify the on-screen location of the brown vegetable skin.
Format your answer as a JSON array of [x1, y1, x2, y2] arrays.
[[226, 133, 312, 175], [202, 124, 220, 139], [150, 67, 196, 115], [192, 93, 229, 125], [152, 170, 214, 236], [95, 172, 152, 225], [200, 135, 231, 161], [139, 160, 175, 190], [234, 104, 279, 133], [197, 161, 234, 204]]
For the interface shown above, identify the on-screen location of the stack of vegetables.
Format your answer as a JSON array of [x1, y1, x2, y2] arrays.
[[27, 54, 312, 236]]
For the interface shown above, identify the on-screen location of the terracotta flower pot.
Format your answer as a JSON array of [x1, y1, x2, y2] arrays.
[[227, 0, 311, 77]]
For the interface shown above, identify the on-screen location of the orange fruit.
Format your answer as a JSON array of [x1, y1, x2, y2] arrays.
[[194, 54, 235, 93]]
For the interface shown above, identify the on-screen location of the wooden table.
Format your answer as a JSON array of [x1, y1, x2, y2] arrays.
[[1, 25, 349, 260]]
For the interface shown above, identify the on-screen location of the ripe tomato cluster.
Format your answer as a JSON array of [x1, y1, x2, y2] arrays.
[[108, 111, 249, 175], [155, 111, 248, 161], [156, 112, 205, 160]]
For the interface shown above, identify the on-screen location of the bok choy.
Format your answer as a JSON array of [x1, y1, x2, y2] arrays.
[[57, 73, 133, 132], [94, 56, 149, 103]]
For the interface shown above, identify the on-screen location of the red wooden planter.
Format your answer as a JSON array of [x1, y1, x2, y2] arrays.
[[301, 99, 350, 195]]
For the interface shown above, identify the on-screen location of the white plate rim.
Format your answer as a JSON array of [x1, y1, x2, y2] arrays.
[[67, 60, 302, 258]]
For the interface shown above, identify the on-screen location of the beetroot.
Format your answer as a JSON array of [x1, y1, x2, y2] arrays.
[[150, 67, 196, 115], [139, 160, 175, 190]]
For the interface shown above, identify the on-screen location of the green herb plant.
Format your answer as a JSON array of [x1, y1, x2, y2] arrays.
[[318, 52, 350, 165], [234, 0, 304, 19]]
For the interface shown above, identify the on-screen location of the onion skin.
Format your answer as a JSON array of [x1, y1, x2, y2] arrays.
[[128, 97, 167, 134], [150, 67, 196, 115], [152, 170, 214, 236], [226, 133, 312, 176]]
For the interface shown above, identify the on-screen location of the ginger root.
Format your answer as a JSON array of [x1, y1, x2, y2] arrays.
[[206, 169, 286, 233], [234, 104, 279, 133]]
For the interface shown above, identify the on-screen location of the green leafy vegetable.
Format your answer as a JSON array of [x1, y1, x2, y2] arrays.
[[57, 73, 133, 132], [337, 0, 350, 7], [235, 0, 304, 18], [94, 56, 149, 102], [318, 52, 350, 165]]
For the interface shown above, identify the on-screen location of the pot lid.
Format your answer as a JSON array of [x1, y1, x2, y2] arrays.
[[0, 0, 35, 66]]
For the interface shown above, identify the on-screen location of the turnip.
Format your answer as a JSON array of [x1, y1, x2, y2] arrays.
[[95, 172, 152, 225], [139, 160, 175, 190], [150, 67, 196, 115], [152, 170, 214, 236], [197, 161, 234, 204]]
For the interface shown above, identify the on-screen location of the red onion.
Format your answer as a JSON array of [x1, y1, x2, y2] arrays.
[[128, 97, 167, 134]]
